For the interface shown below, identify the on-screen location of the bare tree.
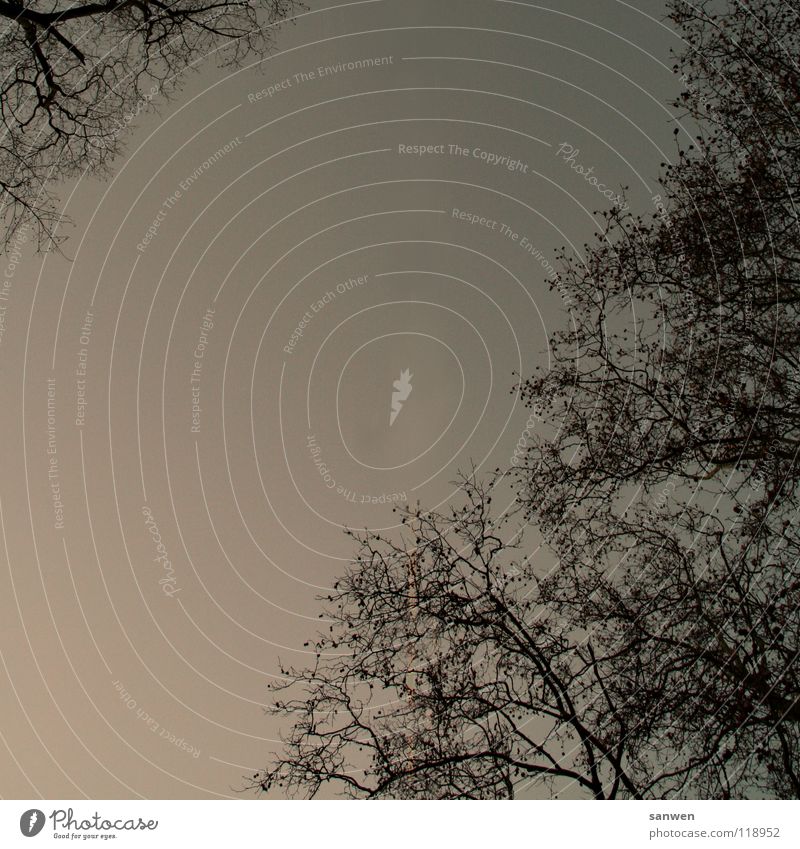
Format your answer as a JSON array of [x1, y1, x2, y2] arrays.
[[517, 0, 800, 511], [252, 467, 798, 798], [0, 0, 300, 250], [251, 479, 647, 800], [251, 0, 800, 799], [511, 0, 800, 798], [528, 490, 800, 798]]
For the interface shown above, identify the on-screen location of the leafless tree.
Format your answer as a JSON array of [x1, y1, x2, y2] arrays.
[[518, 0, 800, 509], [252, 475, 798, 798], [0, 0, 300, 250], [252, 479, 647, 800], [512, 0, 800, 797]]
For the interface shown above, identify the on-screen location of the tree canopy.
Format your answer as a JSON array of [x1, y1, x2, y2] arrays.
[[0, 0, 300, 250]]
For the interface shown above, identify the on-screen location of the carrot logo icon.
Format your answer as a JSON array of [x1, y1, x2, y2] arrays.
[[390, 369, 413, 426], [19, 809, 46, 837]]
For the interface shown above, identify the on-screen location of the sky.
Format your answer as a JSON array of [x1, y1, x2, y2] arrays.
[[0, 0, 684, 798]]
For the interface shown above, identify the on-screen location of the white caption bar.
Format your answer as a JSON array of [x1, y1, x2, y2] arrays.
[[2, 800, 798, 848]]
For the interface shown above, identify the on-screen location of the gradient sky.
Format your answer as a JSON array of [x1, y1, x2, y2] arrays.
[[0, 0, 684, 798]]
